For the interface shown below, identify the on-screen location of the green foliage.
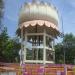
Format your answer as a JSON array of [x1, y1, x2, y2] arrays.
[[55, 44, 64, 64], [55, 33, 75, 64], [0, 27, 21, 63]]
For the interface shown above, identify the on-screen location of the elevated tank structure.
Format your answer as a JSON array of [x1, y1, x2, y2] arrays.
[[17, 0, 60, 65]]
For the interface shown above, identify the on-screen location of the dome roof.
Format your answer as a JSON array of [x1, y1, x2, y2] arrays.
[[17, 2, 60, 37], [19, 2, 59, 26]]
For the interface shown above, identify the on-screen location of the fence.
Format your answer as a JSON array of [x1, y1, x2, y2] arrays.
[[0, 72, 16, 75], [0, 63, 75, 75], [16, 64, 74, 75]]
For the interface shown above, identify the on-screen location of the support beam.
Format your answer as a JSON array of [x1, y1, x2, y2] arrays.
[[24, 31, 27, 62], [43, 29, 46, 65], [21, 28, 24, 65], [53, 40, 55, 63]]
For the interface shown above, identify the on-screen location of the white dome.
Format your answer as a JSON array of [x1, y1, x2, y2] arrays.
[[19, 2, 59, 26]]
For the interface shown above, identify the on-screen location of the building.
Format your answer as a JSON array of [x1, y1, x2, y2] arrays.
[[17, 0, 60, 65], [0, 0, 75, 75]]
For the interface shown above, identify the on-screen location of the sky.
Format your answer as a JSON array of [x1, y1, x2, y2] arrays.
[[3, 0, 75, 37]]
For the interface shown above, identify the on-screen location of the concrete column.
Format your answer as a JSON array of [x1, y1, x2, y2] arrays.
[[52, 40, 55, 63], [21, 27, 24, 65], [43, 29, 46, 65], [24, 31, 27, 62]]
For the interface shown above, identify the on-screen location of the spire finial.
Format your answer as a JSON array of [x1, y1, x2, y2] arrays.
[[32, 0, 36, 3]]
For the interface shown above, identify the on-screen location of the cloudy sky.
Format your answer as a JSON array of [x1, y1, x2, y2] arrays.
[[3, 0, 75, 37]]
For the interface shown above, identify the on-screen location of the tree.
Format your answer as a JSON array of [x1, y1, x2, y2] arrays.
[[0, 27, 9, 62], [55, 44, 64, 64], [55, 33, 75, 64], [0, 0, 4, 32], [0, 27, 21, 63]]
